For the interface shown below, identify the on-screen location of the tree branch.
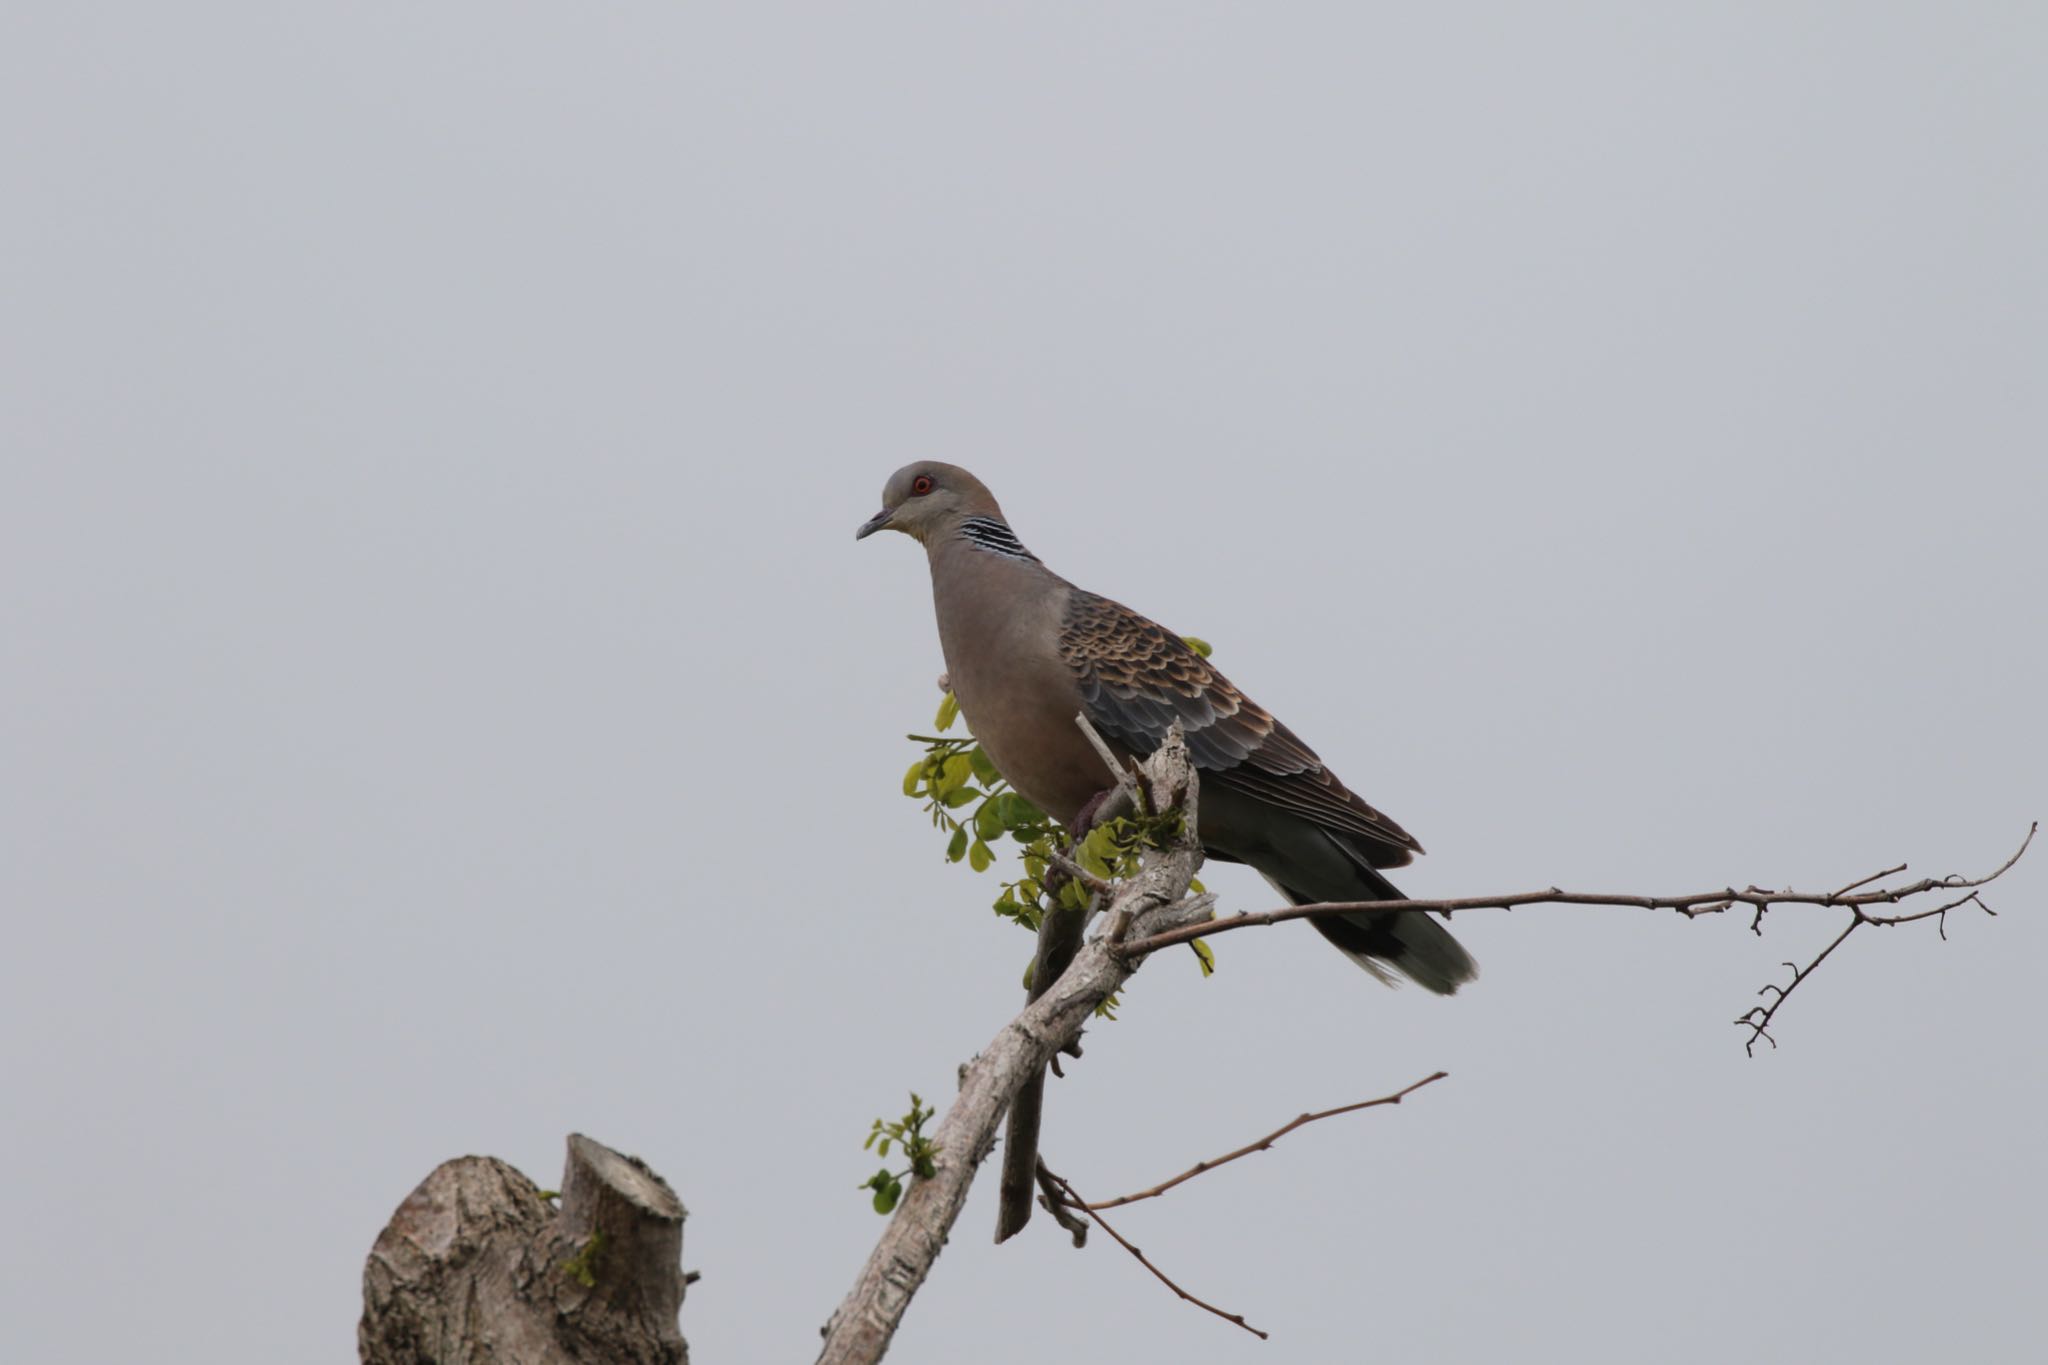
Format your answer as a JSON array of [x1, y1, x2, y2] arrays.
[[1121, 825, 2032, 956], [992, 713, 1154, 1244], [1119, 825, 2032, 1050], [1038, 1163, 1268, 1341], [818, 729, 1207, 1365], [1079, 1072, 1448, 1212]]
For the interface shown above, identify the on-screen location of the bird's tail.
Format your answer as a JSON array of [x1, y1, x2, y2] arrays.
[[1265, 863, 1478, 996]]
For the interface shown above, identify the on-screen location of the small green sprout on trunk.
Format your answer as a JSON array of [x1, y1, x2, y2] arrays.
[[560, 1231, 605, 1289], [860, 1093, 940, 1214]]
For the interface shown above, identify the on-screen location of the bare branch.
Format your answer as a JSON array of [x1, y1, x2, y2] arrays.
[[1075, 711, 1140, 801], [993, 717, 1191, 1243], [1045, 850, 1114, 897], [1730, 920, 1860, 1055], [1037, 1164, 1268, 1342], [1730, 876, 2003, 1055], [1117, 825, 2031, 1055], [1083, 1072, 1448, 1211], [1120, 823, 2033, 957], [1832, 862, 1909, 898]]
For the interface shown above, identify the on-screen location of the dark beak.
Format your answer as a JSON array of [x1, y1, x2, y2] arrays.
[[855, 507, 894, 540]]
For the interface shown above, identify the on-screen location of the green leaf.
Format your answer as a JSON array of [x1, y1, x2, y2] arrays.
[[997, 792, 1041, 831], [973, 800, 1005, 842], [1181, 635, 1212, 658], [902, 761, 927, 797], [1078, 824, 1120, 877], [873, 1180, 900, 1215], [968, 745, 1001, 787], [947, 827, 968, 862], [968, 839, 993, 872], [935, 753, 973, 796], [941, 786, 980, 809], [935, 692, 960, 732], [1191, 938, 1216, 977]]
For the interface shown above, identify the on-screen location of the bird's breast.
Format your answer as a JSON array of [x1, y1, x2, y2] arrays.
[[929, 565, 1103, 822]]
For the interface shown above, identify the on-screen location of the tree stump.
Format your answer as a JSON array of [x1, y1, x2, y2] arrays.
[[360, 1134, 688, 1365]]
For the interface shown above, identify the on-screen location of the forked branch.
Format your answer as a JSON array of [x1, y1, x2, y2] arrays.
[[1121, 825, 2032, 956], [817, 730, 1207, 1365], [1119, 824, 2033, 1053]]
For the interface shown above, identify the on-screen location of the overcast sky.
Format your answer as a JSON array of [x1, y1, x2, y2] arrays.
[[3, 5, 2043, 1363]]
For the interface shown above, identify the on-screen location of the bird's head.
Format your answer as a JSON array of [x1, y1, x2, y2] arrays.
[[855, 462, 1004, 544]]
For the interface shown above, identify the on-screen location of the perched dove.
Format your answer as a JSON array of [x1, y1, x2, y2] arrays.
[[858, 462, 1476, 993]]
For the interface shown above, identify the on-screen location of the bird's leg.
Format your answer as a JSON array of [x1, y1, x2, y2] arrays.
[[1067, 788, 1115, 841]]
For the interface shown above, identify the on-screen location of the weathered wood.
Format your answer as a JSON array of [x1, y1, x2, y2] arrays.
[[360, 1135, 688, 1365]]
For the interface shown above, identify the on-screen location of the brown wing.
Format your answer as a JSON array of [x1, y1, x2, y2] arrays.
[[1056, 590, 1422, 861]]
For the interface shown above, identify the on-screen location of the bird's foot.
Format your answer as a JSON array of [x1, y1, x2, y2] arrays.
[[1068, 789, 1113, 840]]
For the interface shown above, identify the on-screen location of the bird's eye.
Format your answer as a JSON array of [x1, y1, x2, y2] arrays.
[[911, 475, 934, 496]]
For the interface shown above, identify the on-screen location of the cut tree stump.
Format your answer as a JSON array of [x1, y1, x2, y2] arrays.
[[360, 1134, 688, 1365]]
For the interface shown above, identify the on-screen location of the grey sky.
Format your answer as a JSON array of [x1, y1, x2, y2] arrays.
[[2, 4, 2042, 1362]]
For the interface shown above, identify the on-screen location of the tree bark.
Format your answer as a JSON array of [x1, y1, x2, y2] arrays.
[[361, 1134, 688, 1365]]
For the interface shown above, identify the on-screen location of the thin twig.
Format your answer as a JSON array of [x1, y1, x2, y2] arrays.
[[1733, 918, 1859, 1055], [1038, 1164, 1268, 1342], [1731, 882, 2000, 1054], [1046, 851, 1114, 897], [1075, 712, 1138, 793], [1833, 862, 1909, 898], [1084, 1073, 1448, 1211]]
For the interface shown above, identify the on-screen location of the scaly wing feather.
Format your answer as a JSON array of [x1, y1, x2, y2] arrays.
[[1056, 590, 1421, 864]]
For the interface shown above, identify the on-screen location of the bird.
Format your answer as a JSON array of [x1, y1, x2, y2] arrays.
[[857, 462, 1476, 994]]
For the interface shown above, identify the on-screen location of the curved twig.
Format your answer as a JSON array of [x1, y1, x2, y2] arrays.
[[1038, 1164, 1268, 1341], [1082, 1073, 1448, 1211]]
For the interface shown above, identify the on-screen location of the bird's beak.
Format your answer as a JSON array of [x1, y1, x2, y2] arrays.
[[855, 507, 894, 540]]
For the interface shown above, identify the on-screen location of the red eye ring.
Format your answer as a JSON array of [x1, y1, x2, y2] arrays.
[[911, 475, 934, 496]]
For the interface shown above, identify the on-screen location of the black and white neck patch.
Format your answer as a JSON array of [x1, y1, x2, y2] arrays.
[[958, 517, 1038, 562]]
